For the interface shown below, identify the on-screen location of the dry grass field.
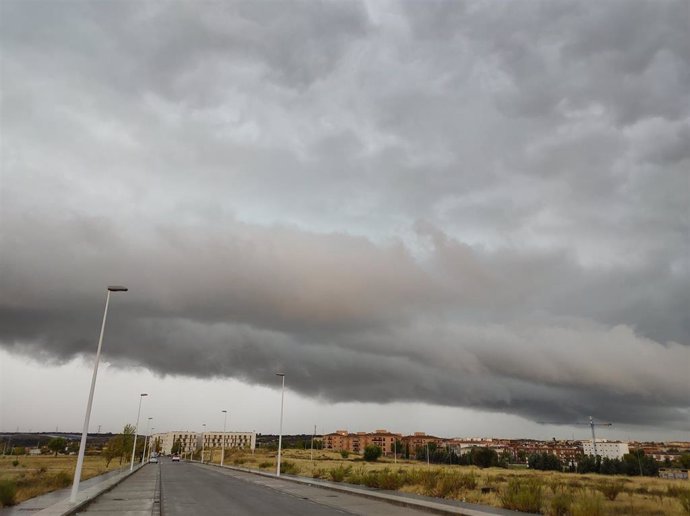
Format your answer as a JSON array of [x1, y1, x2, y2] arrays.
[[0, 455, 124, 506], [202, 448, 690, 515]]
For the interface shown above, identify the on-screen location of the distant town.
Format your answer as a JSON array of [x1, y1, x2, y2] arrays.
[[3, 429, 689, 479]]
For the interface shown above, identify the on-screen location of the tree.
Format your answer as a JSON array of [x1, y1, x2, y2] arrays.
[[171, 438, 182, 455], [473, 447, 499, 468], [47, 438, 67, 457], [363, 445, 382, 462]]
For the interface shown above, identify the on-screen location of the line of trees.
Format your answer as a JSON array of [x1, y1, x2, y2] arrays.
[[408, 445, 673, 477], [102, 424, 147, 467]]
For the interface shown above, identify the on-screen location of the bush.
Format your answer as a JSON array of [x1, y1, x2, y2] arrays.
[[53, 471, 72, 488], [549, 492, 573, 516], [677, 488, 690, 515], [11, 460, 19, 467], [312, 467, 327, 479], [363, 445, 382, 462], [258, 461, 272, 469], [361, 468, 404, 490], [339, 450, 349, 459], [280, 461, 300, 475], [328, 465, 351, 482], [499, 478, 543, 513], [572, 492, 604, 516], [0, 480, 17, 507], [598, 480, 624, 501]]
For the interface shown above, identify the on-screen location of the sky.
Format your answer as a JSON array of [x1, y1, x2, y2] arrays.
[[0, 0, 688, 442]]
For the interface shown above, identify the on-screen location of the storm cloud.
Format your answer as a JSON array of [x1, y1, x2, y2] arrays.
[[1, 0, 688, 429]]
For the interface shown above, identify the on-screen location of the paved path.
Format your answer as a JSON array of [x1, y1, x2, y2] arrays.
[[74, 464, 159, 515]]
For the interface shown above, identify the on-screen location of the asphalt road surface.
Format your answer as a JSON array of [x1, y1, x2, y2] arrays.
[[159, 459, 435, 515]]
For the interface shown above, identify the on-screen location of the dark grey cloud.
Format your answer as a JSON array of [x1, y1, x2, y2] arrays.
[[1, 0, 688, 430]]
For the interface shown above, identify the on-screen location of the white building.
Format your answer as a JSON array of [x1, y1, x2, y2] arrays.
[[152, 431, 255, 455], [582, 440, 629, 460], [201, 431, 255, 451]]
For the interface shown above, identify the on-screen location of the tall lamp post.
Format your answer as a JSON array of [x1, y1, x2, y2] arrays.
[[130, 393, 148, 471], [221, 410, 228, 467], [201, 424, 206, 463], [70, 286, 127, 504], [147, 428, 155, 459], [275, 373, 285, 477], [141, 417, 153, 463]]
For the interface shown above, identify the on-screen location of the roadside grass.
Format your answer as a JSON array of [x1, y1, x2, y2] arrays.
[[0, 456, 123, 505], [206, 448, 690, 515]]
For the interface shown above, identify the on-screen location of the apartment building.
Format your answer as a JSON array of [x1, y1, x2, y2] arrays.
[[582, 440, 629, 459], [201, 431, 256, 451], [153, 431, 199, 455], [152, 431, 255, 455], [323, 429, 402, 455]]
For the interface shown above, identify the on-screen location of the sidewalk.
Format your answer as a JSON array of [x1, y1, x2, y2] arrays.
[[73, 464, 159, 515]]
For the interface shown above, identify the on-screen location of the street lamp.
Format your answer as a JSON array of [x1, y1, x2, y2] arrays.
[[130, 393, 148, 471], [70, 286, 127, 503], [201, 423, 206, 463], [275, 373, 285, 477], [221, 410, 228, 467], [147, 428, 155, 459], [141, 417, 153, 463]]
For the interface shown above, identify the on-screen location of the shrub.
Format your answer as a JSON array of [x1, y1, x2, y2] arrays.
[[572, 492, 604, 516], [363, 445, 382, 462], [598, 480, 624, 501], [53, 471, 72, 488], [360, 468, 404, 490], [280, 461, 300, 475], [0, 480, 17, 507], [312, 467, 326, 479], [677, 489, 690, 515], [668, 484, 688, 497], [258, 461, 272, 469], [328, 465, 351, 482], [340, 450, 350, 459], [433, 472, 463, 498], [499, 478, 543, 513], [11, 460, 19, 467], [549, 491, 573, 516]]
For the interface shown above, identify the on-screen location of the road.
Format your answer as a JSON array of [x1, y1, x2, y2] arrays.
[[159, 460, 436, 515]]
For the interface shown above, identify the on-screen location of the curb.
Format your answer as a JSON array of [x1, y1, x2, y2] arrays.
[[33, 464, 146, 516], [192, 461, 509, 516]]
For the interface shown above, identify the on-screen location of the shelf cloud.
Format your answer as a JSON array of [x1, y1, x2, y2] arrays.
[[1, 0, 688, 429]]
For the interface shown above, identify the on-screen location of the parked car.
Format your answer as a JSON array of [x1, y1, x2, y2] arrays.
[[149, 456, 159, 463], [171, 455, 180, 462]]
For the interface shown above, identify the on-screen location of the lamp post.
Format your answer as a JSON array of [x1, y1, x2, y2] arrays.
[[201, 424, 206, 463], [70, 286, 127, 504], [221, 410, 228, 467], [141, 417, 153, 463], [130, 393, 148, 471], [275, 373, 285, 477], [147, 428, 155, 459], [310, 425, 316, 462]]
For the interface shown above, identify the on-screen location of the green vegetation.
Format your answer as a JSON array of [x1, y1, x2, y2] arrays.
[[47, 438, 67, 457], [0, 479, 17, 507], [363, 445, 382, 462], [499, 477, 543, 513], [279, 461, 300, 475]]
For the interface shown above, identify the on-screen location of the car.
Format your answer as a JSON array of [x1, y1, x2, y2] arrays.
[[171, 455, 180, 462], [149, 456, 159, 463]]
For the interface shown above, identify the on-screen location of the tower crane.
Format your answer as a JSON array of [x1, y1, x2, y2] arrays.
[[538, 416, 612, 457]]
